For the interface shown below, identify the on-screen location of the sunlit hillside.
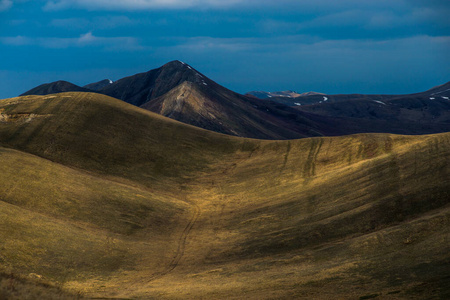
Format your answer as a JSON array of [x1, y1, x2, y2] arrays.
[[0, 93, 449, 299]]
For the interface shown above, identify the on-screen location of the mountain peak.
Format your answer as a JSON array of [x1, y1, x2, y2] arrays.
[[161, 60, 200, 74], [164, 60, 185, 67], [163, 60, 194, 70], [99, 61, 209, 106]]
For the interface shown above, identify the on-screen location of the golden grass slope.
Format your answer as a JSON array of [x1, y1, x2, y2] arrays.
[[0, 93, 244, 187], [0, 92, 449, 299]]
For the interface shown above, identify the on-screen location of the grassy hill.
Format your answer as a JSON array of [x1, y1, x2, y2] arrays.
[[0, 92, 449, 299]]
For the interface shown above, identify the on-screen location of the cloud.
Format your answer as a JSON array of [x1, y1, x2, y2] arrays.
[[50, 16, 134, 30], [170, 34, 450, 58], [0, 0, 12, 11], [40, 0, 407, 11], [258, 3, 449, 40], [1, 35, 31, 46], [50, 18, 91, 29], [0, 32, 142, 50], [1, 0, 34, 11], [178, 36, 259, 52], [44, 0, 244, 10], [41, 0, 432, 11]]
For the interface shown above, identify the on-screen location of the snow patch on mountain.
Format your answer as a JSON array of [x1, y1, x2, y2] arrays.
[[373, 100, 386, 105]]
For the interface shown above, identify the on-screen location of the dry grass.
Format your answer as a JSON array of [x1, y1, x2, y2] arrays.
[[0, 93, 449, 299], [0, 271, 83, 300]]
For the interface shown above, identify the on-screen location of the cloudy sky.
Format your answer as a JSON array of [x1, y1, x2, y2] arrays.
[[0, 0, 449, 98]]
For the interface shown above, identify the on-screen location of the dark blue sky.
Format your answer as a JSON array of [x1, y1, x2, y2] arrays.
[[1, 0, 449, 99]]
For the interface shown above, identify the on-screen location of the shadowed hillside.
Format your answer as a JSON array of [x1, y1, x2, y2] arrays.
[[0, 92, 449, 299], [297, 95, 450, 124]]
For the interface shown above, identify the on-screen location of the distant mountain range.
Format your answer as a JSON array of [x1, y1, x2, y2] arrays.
[[19, 61, 450, 139], [248, 83, 450, 106]]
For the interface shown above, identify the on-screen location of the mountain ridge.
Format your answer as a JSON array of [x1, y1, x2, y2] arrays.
[[256, 81, 450, 106], [83, 79, 113, 91], [98, 60, 211, 107]]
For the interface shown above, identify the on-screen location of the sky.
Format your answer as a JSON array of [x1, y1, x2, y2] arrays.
[[0, 0, 449, 99]]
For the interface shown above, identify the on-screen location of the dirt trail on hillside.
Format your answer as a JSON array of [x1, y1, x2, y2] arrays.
[[146, 202, 201, 282]]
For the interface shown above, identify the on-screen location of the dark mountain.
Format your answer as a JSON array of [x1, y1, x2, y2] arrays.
[[296, 96, 450, 128], [98, 60, 206, 107], [291, 82, 450, 135], [259, 93, 396, 106], [20, 80, 92, 96], [296, 86, 450, 125], [83, 79, 113, 91], [101, 60, 333, 139], [141, 72, 322, 139], [142, 79, 450, 138], [141, 65, 449, 137]]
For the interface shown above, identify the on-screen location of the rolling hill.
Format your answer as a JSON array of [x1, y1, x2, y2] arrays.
[[0, 92, 449, 299]]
